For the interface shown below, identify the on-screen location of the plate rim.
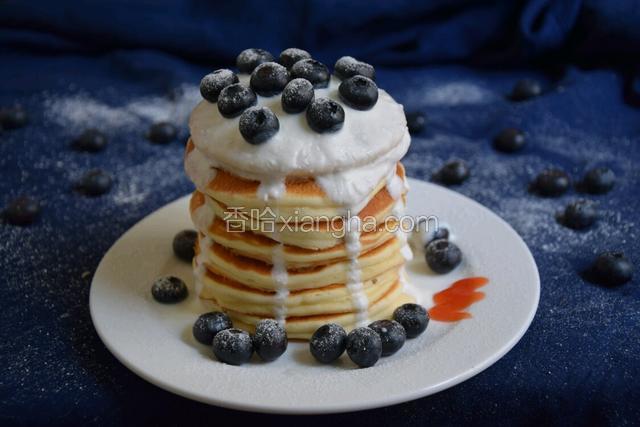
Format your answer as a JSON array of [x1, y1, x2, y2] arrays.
[[90, 178, 540, 414]]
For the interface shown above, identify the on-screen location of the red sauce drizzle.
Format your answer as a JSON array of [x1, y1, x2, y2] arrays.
[[428, 277, 489, 322]]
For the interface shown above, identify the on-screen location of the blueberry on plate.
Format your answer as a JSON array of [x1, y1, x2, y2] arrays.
[[405, 111, 426, 135], [217, 83, 257, 118], [77, 169, 112, 196], [561, 199, 597, 230], [200, 69, 239, 102], [281, 78, 314, 114], [250, 62, 290, 96], [193, 311, 233, 345], [339, 75, 378, 110], [0, 106, 28, 130], [239, 106, 279, 144], [510, 79, 542, 101], [172, 229, 198, 262], [3, 196, 41, 226], [346, 327, 382, 368], [368, 320, 406, 357], [290, 59, 330, 88], [425, 238, 462, 274], [252, 319, 288, 362], [334, 56, 376, 81], [151, 276, 188, 303], [147, 121, 177, 144], [591, 251, 633, 287], [279, 48, 311, 69], [424, 226, 449, 247], [306, 98, 344, 133], [72, 129, 108, 152], [236, 48, 274, 73], [310, 323, 347, 363], [393, 303, 429, 338], [493, 128, 526, 153], [213, 328, 254, 365], [582, 167, 615, 194], [435, 160, 470, 185], [533, 168, 570, 197]]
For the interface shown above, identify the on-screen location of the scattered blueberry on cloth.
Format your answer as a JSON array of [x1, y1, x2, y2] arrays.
[[1, 0, 639, 425]]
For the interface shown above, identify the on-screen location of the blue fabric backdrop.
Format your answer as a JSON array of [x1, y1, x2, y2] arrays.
[[1, 1, 639, 426]]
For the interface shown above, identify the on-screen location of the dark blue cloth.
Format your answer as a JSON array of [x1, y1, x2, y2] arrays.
[[1, 1, 639, 426]]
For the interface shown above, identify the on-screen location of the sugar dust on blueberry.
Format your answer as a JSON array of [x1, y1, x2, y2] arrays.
[[147, 121, 177, 144], [510, 79, 542, 101], [212, 328, 254, 365], [192, 311, 233, 345], [368, 320, 406, 357], [290, 59, 330, 88], [334, 56, 376, 81], [72, 129, 108, 152], [0, 106, 28, 130], [236, 48, 274, 73], [200, 69, 239, 102], [346, 327, 382, 368], [393, 303, 429, 338], [582, 167, 615, 194], [77, 169, 112, 196], [494, 128, 526, 153], [151, 276, 188, 303], [173, 229, 198, 262], [3, 196, 41, 226], [339, 75, 378, 110], [281, 78, 314, 114], [252, 319, 288, 362], [309, 323, 347, 363], [250, 62, 290, 96], [279, 48, 311, 69], [533, 168, 570, 197], [425, 239, 462, 274], [591, 251, 633, 287], [239, 106, 279, 144], [217, 83, 257, 118], [306, 98, 345, 133], [435, 160, 470, 185]]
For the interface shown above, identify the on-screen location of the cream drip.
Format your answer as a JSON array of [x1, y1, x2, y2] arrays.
[[344, 216, 369, 326], [270, 242, 289, 325], [184, 146, 217, 191]]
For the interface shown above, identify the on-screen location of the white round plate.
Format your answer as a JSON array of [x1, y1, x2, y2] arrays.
[[90, 178, 539, 414]]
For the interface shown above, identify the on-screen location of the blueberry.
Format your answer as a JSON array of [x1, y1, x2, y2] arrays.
[[393, 303, 429, 338], [368, 320, 406, 357], [290, 59, 330, 88], [510, 79, 542, 101], [249, 62, 289, 97], [533, 168, 570, 197], [3, 196, 41, 226], [425, 239, 462, 274], [591, 251, 633, 287], [147, 121, 177, 144], [493, 128, 526, 153], [200, 69, 239, 102], [406, 112, 426, 134], [0, 106, 28, 130], [310, 323, 347, 363], [212, 328, 254, 365], [281, 78, 314, 114], [582, 167, 615, 194], [193, 311, 233, 345], [236, 48, 274, 73], [151, 276, 188, 303], [77, 169, 112, 196], [435, 160, 469, 185], [252, 319, 288, 362], [562, 200, 597, 230], [346, 327, 382, 368], [72, 129, 108, 152], [424, 226, 449, 247], [334, 56, 376, 81], [173, 229, 198, 262], [306, 98, 344, 133], [339, 75, 378, 110], [279, 48, 311, 69], [217, 83, 257, 118], [238, 106, 279, 144]]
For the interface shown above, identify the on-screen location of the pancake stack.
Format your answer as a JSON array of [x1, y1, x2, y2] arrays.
[[185, 51, 414, 339]]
